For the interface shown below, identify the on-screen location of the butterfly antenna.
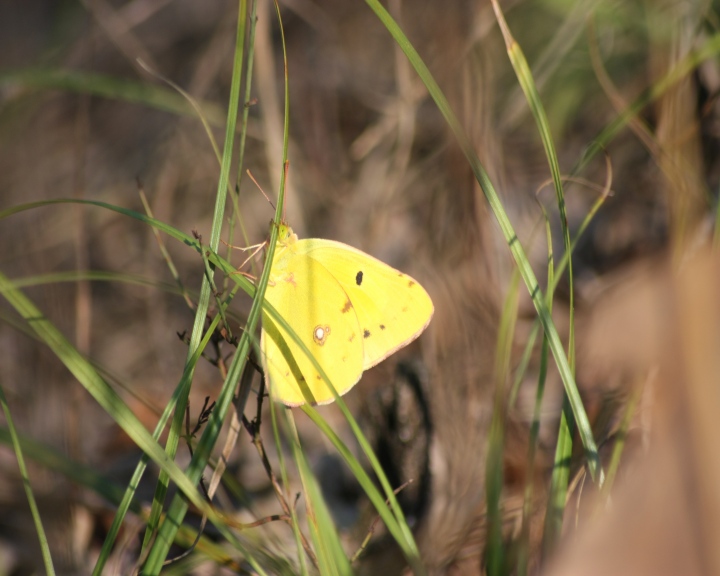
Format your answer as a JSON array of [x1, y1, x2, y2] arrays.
[[221, 239, 267, 267], [223, 241, 266, 282], [246, 169, 276, 211]]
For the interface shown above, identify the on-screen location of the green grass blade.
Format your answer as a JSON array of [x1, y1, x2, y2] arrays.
[[287, 413, 353, 576], [501, 0, 603, 129], [543, 399, 574, 554], [511, 176, 611, 409], [227, 0, 261, 274], [0, 386, 56, 576], [485, 267, 521, 576], [603, 381, 643, 497], [519, 209, 554, 576], [0, 67, 227, 125], [251, 3, 421, 568], [580, 31, 720, 171], [301, 404, 424, 574], [493, 2, 576, 376], [0, 200, 257, 303], [142, 1, 255, 570], [362, 0, 601, 482], [100, 312, 224, 574], [0, 271, 248, 544], [0, 204, 264, 569], [0, 425, 257, 571], [142, 327, 269, 573], [269, 403, 312, 575]]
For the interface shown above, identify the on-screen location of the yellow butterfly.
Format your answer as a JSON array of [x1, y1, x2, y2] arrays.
[[261, 223, 434, 406]]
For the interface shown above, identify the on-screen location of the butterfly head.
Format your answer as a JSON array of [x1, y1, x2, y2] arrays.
[[274, 221, 298, 247]]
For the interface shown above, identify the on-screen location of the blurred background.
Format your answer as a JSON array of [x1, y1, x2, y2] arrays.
[[2, 0, 720, 574]]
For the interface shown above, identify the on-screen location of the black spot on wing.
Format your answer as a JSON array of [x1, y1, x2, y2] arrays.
[[379, 324, 386, 330], [356, 270, 363, 285], [363, 329, 371, 339]]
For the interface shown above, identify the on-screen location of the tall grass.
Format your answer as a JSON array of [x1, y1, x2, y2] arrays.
[[1, 0, 718, 574]]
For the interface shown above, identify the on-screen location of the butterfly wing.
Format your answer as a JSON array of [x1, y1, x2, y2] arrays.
[[261, 244, 365, 406], [299, 239, 434, 369]]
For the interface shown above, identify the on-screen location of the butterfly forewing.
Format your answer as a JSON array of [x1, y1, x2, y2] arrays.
[[300, 239, 434, 369]]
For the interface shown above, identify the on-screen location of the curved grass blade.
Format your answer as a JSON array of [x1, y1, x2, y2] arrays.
[[142, 1, 261, 570], [0, 387, 56, 575], [0, 270, 254, 558], [485, 267, 521, 576], [286, 413, 353, 576], [0, 68, 227, 125], [362, 0, 601, 482], [580, 32, 720, 171]]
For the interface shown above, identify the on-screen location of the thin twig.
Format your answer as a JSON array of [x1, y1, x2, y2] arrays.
[[351, 480, 414, 564]]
